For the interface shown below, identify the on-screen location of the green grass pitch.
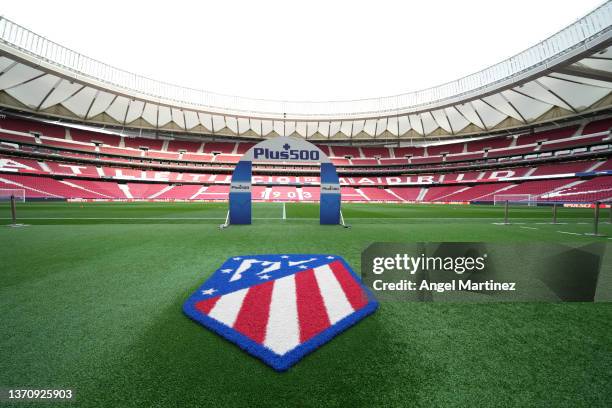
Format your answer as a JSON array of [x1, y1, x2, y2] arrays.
[[1, 202, 611, 407]]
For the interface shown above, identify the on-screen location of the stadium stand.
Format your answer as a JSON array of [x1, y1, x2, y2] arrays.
[[167, 139, 203, 152], [360, 147, 391, 158], [301, 187, 321, 201], [582, 118, 612, 135], [544, 176, 612, 202], [332, 146, 361, 158], [387, 187, 423, 201], [0, 117, 66, 138], [440, 183, 515, 202], [477, 179, 579, 201], [427, 143, 465, 156], [1, 116, 609, 168], [466, 137, 512, 152], [516, 126, 579, 145], [125, 183, 171, 199], [421, 185, 468, 202], [69, 129, 121, 146], [359, 187, 398, 201], [351, 158, 378, 165], [234, 142, 256, 155], [0, 115, 610, 203], [123, 137, 164, 151], [203, 142, 235, 154], [531, 161, 598, 175]]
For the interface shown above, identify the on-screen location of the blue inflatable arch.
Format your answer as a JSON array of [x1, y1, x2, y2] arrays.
[[228, 136, 341, 225]]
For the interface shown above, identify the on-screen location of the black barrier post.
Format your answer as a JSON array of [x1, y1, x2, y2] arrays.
[[593, 201, 600, 236], [10, 194, 17, 225], [552, 203, 558, 224], [504, 200, 509, 225]]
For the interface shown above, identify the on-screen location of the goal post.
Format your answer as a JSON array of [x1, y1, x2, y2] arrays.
[[493, 194, 536, 206], [0, 188, 26, 226]]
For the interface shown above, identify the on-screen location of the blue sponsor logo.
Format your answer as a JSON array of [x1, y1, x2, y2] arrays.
[[253, 143, 320, 161]]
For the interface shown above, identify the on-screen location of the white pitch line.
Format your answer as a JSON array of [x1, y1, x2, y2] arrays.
[[339, 217, 595, 220], [5, 217, 226, 220], [282, 202, 286, 220], [0, 217, 286, 220], [557, 231, 582, 236], [519, 226, 538, 230]]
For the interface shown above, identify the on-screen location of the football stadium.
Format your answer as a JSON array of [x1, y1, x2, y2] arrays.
[[1, 1, 612, 407]]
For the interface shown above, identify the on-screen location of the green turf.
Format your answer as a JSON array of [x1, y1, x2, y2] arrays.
[[1, 202, 611, 407]]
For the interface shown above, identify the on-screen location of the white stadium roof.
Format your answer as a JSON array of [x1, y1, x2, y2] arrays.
[[0, 2, 611, 140]]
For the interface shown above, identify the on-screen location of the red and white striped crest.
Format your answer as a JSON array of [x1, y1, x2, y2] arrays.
[[184, 255, 378, 371]]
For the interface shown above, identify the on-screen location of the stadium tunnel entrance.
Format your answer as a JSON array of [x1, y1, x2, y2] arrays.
[[227, 136, 341, 225]]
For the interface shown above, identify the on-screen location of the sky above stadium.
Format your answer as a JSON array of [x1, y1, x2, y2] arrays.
[[2, 0, 605, 102]]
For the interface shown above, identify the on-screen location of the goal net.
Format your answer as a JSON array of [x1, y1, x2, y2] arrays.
[[493, 194, 536, 206], [0, 188, 25, 202]]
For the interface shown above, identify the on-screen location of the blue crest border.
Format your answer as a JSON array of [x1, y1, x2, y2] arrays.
[[183, 255, 378, 371]]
